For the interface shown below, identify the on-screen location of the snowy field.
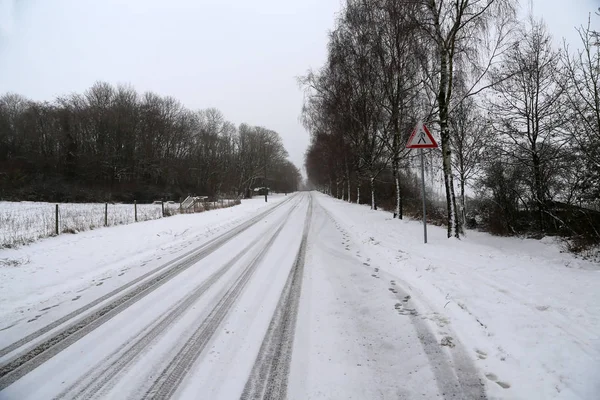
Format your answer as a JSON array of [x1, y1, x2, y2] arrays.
[[0, 199, 236, 249], [0, 192, 598, 400]]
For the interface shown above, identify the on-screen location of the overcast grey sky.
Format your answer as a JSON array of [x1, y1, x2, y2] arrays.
[[0, 0, 598, 174]]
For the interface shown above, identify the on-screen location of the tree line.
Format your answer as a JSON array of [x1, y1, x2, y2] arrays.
[[302, 0, 600, 252], [0, 82, 301, 203]]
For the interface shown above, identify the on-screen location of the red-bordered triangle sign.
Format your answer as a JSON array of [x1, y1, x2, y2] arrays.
[[406, 122, 438, 149]]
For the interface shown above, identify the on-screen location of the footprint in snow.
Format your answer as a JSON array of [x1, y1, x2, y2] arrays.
[[72, 296, 81, 301], [39, 304, 59, 312], [440, 336, 455, 348], [395, 303, 418, 316], [485, 373, 511, 389], [27, 315, 42, 323], [475, 349, 488, 359], [485, 373, 498, 381]]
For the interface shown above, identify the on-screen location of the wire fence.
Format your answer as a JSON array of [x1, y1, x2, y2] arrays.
[[0, 199, 240, 249]]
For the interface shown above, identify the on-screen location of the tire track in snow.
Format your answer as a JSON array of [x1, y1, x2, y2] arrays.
[[240, 193, 312, 400], [55, 198, 302, 400], [0, 195, 296, 390], [388, 286, 487, 400], [0, 192, 294, 360], [140, 196, 306, 400]]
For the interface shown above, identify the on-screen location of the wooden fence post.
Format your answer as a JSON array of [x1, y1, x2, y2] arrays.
[[105, 203, 108, 227], [55, 204, 59, 235], [134, 200, 138, 222]]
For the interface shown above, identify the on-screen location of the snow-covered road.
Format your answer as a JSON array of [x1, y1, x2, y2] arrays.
[[3, 191, 597, 400], [0, 192, 488, 399]]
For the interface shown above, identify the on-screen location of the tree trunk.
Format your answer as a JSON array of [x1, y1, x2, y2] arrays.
[[347, 179, 351, 203], [357, 180, 361, 204], [460, 176, 466, 227], [346, 159, 351, 202], [370, 176, 376, 210], [391, 109, 400, 218], [441, 124, 460, 238], [395, 173, 401, 219], [400, 185, 403, 219], [439, 49, 461, 238], [532, 152, 545, 231]]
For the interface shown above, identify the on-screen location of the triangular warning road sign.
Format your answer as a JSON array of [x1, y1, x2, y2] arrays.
[[406, 122, 438, 149]]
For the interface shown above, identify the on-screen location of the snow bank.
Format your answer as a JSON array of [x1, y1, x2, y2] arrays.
[[317, 192, 600, 400]]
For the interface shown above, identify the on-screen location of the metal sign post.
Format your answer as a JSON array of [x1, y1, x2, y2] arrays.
[[419, 148, 428, 243], [406, 122, 438, 244]]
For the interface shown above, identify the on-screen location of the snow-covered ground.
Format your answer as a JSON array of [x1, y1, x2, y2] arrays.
[[316, 193, 600, 400], [0, 191, 597, 399], [0, 194, 286, 346]]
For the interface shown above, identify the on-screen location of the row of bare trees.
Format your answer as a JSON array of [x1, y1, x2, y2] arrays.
[[302, 0, 600, 249], [0, 82, 301, 202]]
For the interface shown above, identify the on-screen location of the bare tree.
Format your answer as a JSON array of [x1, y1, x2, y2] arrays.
[[488, 18, 568, 231], [327, 0, 391, 209], [417, 0, 517, 238], [369, 0, 424, 218], [561, 14, 600, 206], [449, 95, 490, 225]]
